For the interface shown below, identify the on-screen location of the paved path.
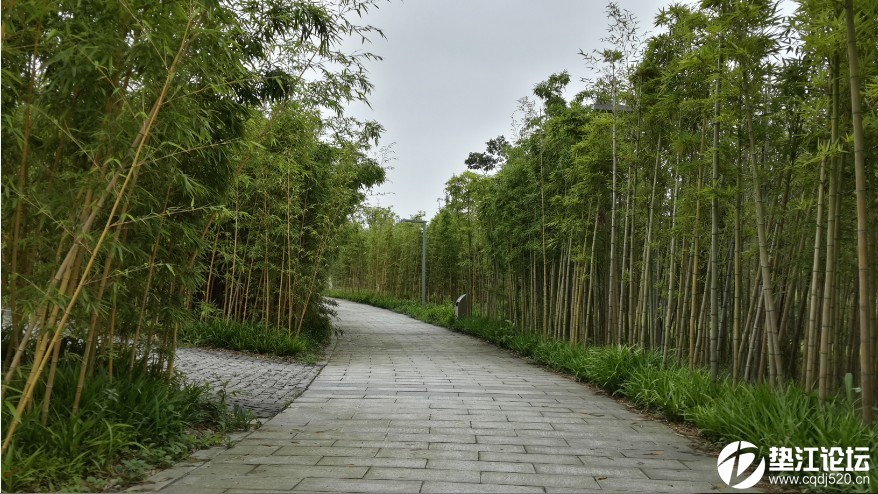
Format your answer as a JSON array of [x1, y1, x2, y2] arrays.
[[138, 299, 735, 493], [175, 348, 322, 419]]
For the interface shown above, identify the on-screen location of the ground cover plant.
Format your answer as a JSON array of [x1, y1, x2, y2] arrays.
[[180, 319, 311, 357], [1, 358, 254, 492], [178, 317, 328, 364], [332, 291, 878, 492]]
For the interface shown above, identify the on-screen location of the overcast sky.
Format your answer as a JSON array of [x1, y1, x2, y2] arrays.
[[343, 0, 670, 220]]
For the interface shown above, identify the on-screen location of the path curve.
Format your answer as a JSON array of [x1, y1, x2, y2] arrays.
[[136, 299, 739, 493]]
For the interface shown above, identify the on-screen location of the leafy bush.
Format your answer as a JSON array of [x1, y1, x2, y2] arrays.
[[691, 384, 878, 490], [623, 366, 722, 421], [579, 345, 662, 393], [180, 319, 310, 357], [2, 362, 255, 492]]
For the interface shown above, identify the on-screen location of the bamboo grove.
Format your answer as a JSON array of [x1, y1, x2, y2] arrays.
[[1, 0, 386, 451], [332, 0, 878, 421]]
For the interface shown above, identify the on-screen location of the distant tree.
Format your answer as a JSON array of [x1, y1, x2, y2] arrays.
[[464, 135, 509, 172]]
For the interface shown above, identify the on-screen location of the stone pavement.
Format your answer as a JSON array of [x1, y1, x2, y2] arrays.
[[136, 299, 740, 493], [174, 348, 323, 419]]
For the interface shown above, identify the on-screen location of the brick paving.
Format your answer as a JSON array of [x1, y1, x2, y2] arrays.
[[134, 299, 746, 493], [175, 347, 323, 419]]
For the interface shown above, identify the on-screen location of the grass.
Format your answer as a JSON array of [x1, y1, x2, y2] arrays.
[[179, 318, 312, 359], [2, 359, 256, 492], [181, 302, 336, 363], [331, 290, 878, 492]]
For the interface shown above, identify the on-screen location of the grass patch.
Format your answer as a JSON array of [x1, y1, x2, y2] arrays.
[[179, 318, 314, 360], [2, 361, 256, 492], [624, 365, 719, 421], [331, 289, 878, 492]]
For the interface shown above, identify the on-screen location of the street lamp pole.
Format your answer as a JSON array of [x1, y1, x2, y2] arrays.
[[400, 219, 427, 304]]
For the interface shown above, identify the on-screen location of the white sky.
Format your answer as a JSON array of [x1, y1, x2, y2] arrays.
[[342, 0, 675, 220]]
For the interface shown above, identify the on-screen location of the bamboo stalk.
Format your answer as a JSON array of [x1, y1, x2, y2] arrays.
[[6, 20, 43, 369], [72, 251, 117, 414], [663, 175, 680, 362], [689, 172, 701, 369], [819, 58, 841, 403], [743, 68, 783, 387], [203, 229, 220, 319], [129, 190, 171, 371], [844, 0, 874, 424]]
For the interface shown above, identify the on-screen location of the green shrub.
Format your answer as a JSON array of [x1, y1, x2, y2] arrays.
[[180, 319, 310, 357], [578, 345, 661, 393], [2, 362, 255, 492], [692, 384, 878, 490], [622, 366, 722, 421], [692, 383, 876, 450]]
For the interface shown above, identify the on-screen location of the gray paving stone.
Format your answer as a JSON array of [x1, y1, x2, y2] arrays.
[[430, 427, 520, 436], [273, 446, 379, 457], [250, 465, 368, 478], [387, 432, 477, 443], [476, 435, 567, 446], [524, 445, 621, 456], [214, 444, 281, 455], [160, 487, 228, 494], [378, 447, 480, 461], [426, 459, 536, 473], [292, 478, 423, 492], [212, 454, 322, 465], [421, 481, 545, 493], [576, 455, 689, 469], [619, 448, 708, 460], [596, 477, 720, 492], [172, 474, 301, 491], [470, 420, 554, 430], [129, 466, 201, 492], [173, 347, 322, 419], [430, 442, 527, 453], [642, 467, 724, 482], [394, 419, 472, 428], [533, 463, 649, 478], [331, 440, 429, 449], [365, 467, 481, 483], [481, 471, 601, 489], [679, 458, 723, 471], [317, 456, 428, 468], [291, 431, 391, 440], [478, 452, 583, 465]]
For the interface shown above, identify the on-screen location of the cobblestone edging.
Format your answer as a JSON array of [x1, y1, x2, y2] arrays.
[[175, 347, 324, 419]]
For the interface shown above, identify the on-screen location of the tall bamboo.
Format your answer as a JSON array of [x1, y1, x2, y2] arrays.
[[844, 0, 873, 423]]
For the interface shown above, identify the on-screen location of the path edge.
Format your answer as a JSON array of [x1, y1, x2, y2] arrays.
[[127, 327, 340, 492]]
